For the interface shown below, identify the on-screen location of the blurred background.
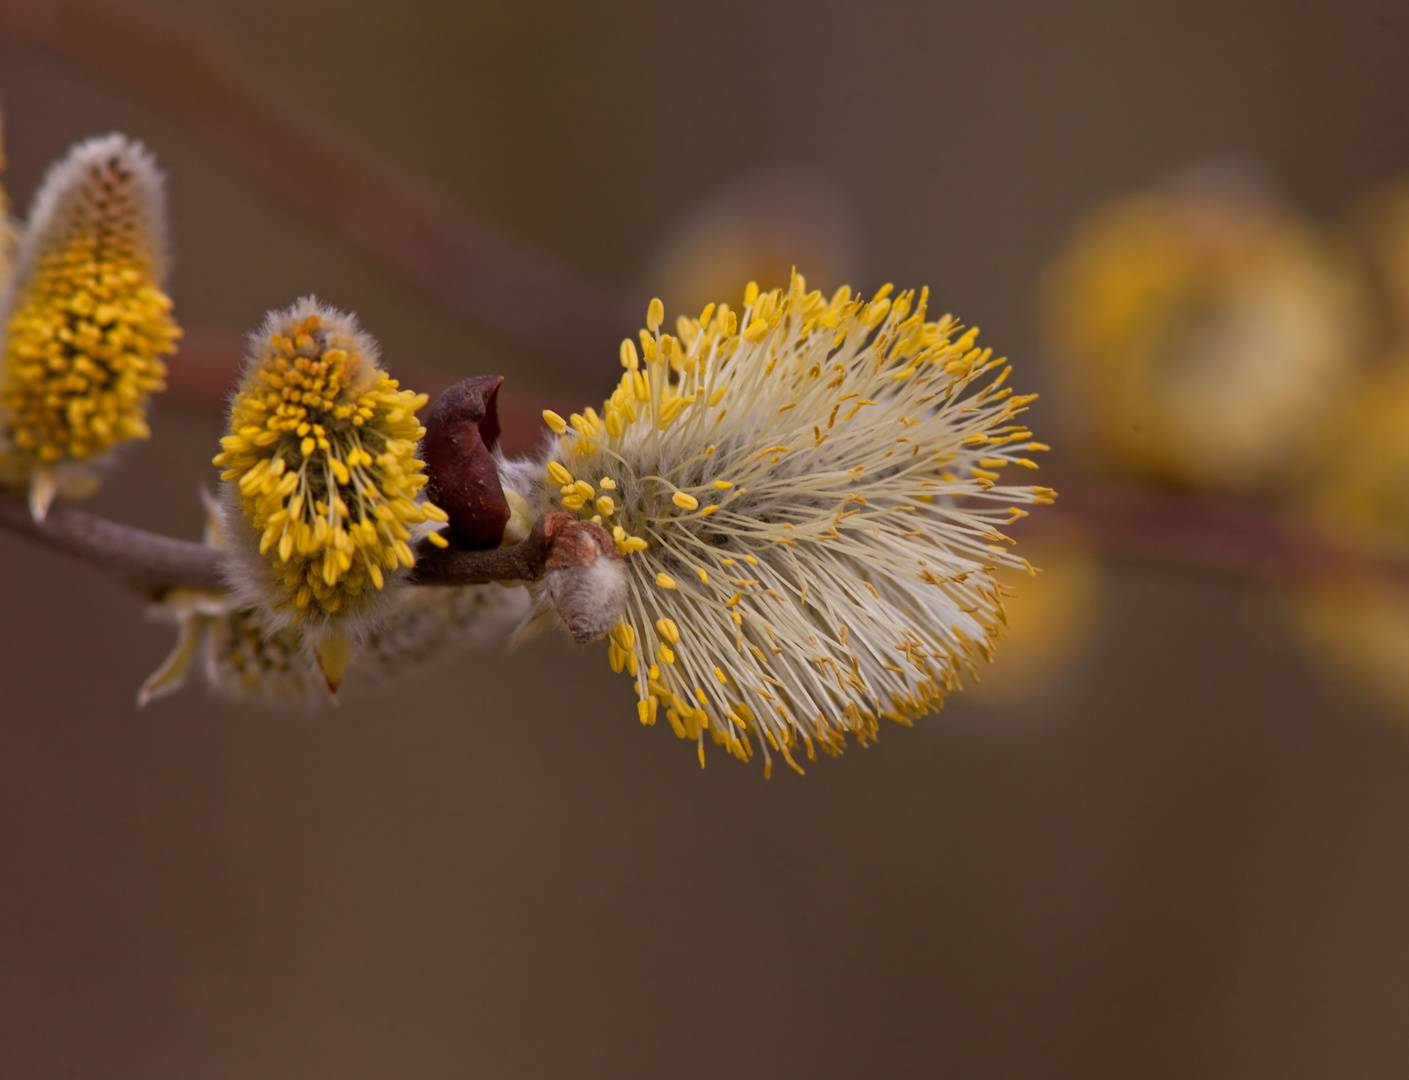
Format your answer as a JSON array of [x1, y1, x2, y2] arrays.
[[5, 0, 1409, 1076]]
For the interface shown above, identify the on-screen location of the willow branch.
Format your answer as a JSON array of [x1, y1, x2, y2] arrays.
[[0, 494, 224, 593], [0, 494, 554, 594], [410, 517, 552, 586], [1036, 480, 1409, 589], [3, 484, 1409, 600], [0, 0, 632, 379]]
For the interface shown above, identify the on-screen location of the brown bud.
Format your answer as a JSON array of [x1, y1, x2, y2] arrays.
[[422, 376, 511, 549]]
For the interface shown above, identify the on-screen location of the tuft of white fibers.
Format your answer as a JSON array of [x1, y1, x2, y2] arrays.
[[505, 274, 1055, 773], [538, 557, 628, 645]]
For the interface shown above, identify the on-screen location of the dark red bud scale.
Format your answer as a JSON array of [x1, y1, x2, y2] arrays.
[[421, 376, 511, 549]]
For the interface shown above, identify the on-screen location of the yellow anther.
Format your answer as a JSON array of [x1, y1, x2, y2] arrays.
[[542, 410, 567, 435], [620, 338, 640, 370], [672, 491, 699, 511], [611, 622, 635, 649], [658, 395, 687, 426]]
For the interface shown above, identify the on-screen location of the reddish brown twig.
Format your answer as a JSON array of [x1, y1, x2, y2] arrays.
[[0, 493, 557, 593], [1035, 480, 1409, 590], [4, 480, 1409, 599], [0, 493, 224, 593], [410, 515, 553, 588]]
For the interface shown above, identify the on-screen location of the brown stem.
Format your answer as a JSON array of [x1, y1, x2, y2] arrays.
[[5, 482, 1409, 600], [0, 494, 224, 594], [410, 515, 553, 587], [1035, 479, 1409, 589], [0, 0, 632, 379], [0, 494, 555, 593]]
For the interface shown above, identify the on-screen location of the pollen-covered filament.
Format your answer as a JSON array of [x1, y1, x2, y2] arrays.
[[539, 273, 1053, 773], [1, 163, 178, 466], [214, 314, 445, 620]]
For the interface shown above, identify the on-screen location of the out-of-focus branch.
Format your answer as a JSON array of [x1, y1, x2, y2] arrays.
[[0, 0, 632, 380], [1036, 480, 1409, 589]]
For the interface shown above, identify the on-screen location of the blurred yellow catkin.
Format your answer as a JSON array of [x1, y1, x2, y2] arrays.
[[1042, 164, 1368, 494], [1349, 181, 1409, 355], [1296, 363, 1409, 717], [647, 168, 863, 322]]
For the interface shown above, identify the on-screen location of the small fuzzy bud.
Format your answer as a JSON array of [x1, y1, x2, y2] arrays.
[[421, 376, 511, 549], [514, 511, 627, 646]]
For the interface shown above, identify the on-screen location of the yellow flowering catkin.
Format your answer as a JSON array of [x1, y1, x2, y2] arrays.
[[513, 273, 1053, 774], [213, 298, 446, 634], [1041, 183, 1366, 492], [0, 135, 179, 517]]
